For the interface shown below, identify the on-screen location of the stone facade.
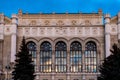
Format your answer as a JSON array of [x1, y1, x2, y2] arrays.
[[0, 9, 120, 80]]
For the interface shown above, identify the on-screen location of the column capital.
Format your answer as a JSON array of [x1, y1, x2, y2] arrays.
[[104, 13, 111, 18], [12, 14, 18, 25], [104, 13, 111, 24]]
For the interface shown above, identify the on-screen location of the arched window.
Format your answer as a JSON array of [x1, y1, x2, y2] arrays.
[[70, 41, 82, 72], [40, 41, 52, 73], [27, 41, 37, 69], [55, 41, 67, 72], [85, 41, 97, 72]]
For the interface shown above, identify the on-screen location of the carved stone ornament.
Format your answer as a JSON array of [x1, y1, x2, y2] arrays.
[[44, 20, 50, 26], [29, 20, 36, 26], [92, 28, 98, 34], [56, 20, 64, 26], [25, 28, 30, 35], [85, 20, 91, 25], [71, 20, 77, 25]]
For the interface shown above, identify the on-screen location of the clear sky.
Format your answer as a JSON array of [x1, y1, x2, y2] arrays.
[[0, 0, 120, 17]]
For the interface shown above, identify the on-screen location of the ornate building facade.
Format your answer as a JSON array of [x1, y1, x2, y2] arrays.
[[0, 9, 120, 80]]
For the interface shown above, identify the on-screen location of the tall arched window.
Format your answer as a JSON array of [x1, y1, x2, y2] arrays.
[[40, 41, 52, 73], [70, 41, 82, 72], [55, 41, 67, 72], [85, 41, 97, 72], [27, 41, 37, 70]]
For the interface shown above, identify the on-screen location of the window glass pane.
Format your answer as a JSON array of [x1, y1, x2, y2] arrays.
[[27, 42, 37, 71], [40, 41, 52, 73], [70, 41, 82, 72], [84, 41, 97, 73], [55, 41, 67, 72]]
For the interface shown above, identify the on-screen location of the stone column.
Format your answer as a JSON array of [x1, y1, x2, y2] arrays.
[[36, 50, 39, 72], [52, 50, 55, 72], [67, 50, 70, 73], [118, 12, 120, 40], [104, 14, 111, 57], [10, 14, 17, 62], [82, 49, 85, 72]]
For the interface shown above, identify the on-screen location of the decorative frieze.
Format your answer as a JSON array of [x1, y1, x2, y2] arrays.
[[47, 27, 53, 35], [17, 26, 104, 37], [39, 27, 45, 35], [24, 28, 30, 36], [32, 28, 38, 36], [77, 27, 83, 35], [18, 19, 102, 26], [18, 28, 23, 36], [4, 26, 11, 35], [110, 24, 117, 35], [85, 27, 90, 35], [92, 27, 98, 35]]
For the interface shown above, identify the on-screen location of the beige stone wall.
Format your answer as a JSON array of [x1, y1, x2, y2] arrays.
[[2, 35, 11, 69], [16, 11, 105, 80], [15, 35, 104, 80]]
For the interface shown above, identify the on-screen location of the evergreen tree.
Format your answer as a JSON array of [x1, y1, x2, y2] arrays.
[[98, 44, 120, 80], [12, 37, 35, 80]]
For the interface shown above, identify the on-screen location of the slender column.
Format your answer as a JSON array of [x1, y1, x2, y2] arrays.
[[36, 50, 39, 72], [52, 50, 55, 80], [104, 14, 111, 57], [10, 14, 17, 62], [11, 34, 16, 62], [97, 49, 100, 72], [67, 50, 70, 80], [67, 50, 70, 73], [52, 50, 55, 72], [82, 49, 85, 73]]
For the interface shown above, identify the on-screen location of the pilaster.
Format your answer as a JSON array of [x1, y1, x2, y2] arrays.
[[104, 13, 111, 57], [10, 14, 17, 62]]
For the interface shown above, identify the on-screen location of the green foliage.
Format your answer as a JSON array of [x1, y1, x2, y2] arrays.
[[12, 37, 35, 80], [98, 44, 120, 80]]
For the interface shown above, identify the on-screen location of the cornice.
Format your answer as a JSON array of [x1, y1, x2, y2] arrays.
[[19, 13, 102, 19], [18, 25, 104, 28]]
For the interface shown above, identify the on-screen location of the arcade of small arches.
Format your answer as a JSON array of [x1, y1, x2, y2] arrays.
[[26, 38, 101, 73]]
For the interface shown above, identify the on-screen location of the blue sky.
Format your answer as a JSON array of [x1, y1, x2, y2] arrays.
[[0, 0, 120, 17]]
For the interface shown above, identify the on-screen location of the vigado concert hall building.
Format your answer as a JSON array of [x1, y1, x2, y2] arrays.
[[0, 9, 120, 80]]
